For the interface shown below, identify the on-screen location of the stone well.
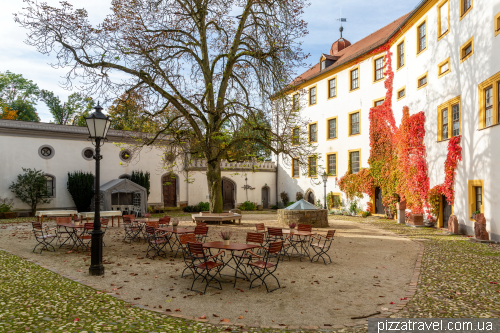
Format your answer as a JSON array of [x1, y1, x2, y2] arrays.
[[277, 199, 329, 228]]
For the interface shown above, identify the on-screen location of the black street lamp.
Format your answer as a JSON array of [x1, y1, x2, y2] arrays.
[[321, 171, 328, 210], [85, 102, 111, 276]]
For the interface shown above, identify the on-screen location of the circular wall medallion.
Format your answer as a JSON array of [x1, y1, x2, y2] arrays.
[[82, 147, 95, 161], [119, 150, 132, 162], [38, 145, 55, 159]]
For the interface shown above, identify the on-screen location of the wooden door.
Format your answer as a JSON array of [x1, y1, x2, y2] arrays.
[[162, 174, 177, 207], [262, 187, 269, 209], [222, 180, 234, 210], [442, 195, 452, 228], [375, 187, 384, 214], [307, 192, 315, 204]]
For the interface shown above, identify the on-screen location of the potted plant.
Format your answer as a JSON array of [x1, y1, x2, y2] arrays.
[[172, 218, 179, 230], [221, 231, 232, 246], [144, 213, 151, 222], [471, 210, 480, 220], [288, 222, 297, 234]]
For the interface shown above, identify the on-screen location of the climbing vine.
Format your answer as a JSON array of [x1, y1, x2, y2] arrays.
[[441, 135, 462, 205]]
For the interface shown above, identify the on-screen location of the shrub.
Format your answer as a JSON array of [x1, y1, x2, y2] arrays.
[[239, 201, 257, 211], [271, 205, 278, 210], [131, 170, 150, 199], [316, 199, 322, 208], [198, 202, 210, 211], [10, 168, 52, 215], [183, 202, 210, 212], [0, 198, 14, 213], [286, 201, 295, 207], [296, 192, 303, 201], [67, 171, 95, 212], [280, 192, 289, 207], [361, 211, 371, 218]]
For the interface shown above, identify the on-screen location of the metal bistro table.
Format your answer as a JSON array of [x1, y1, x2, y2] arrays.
[[282, 229, 316, 260], [156, 226, 195, 257], [56, 223, 84, 250], [202, 241, 261, 287]]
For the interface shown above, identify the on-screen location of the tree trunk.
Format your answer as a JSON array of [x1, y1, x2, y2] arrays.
[[206, 160, 223, 213]]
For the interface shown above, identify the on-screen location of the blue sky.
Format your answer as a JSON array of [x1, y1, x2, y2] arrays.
[[1, 0, 418, 123]]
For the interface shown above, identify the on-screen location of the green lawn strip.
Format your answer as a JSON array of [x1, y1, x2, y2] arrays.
[[0, 217, 33, 224], [342, 216, 500, 319], [0, 250, 317, 332]]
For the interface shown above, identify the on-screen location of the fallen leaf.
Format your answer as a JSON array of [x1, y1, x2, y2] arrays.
[[74, 318, 79, 322], [238, 316, 244, 319], [198, 315, 207, 319], [175, 308, 181, 312], [221, 319, 230, 323], [213, 314, 219, 317]]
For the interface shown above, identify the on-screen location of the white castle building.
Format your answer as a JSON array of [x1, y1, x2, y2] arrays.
[[0, 120, 277, 212], [277, 0, 500, 241]]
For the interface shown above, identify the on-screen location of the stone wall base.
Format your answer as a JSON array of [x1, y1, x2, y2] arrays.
[[277, 209, 329, 228]]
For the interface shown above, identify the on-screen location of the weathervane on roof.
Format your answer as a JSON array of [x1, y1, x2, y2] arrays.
[[336, 7, 347, 39]]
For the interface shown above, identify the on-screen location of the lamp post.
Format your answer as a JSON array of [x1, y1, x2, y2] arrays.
[[321, 171, 328, 210], [85, 102, 111, 276]]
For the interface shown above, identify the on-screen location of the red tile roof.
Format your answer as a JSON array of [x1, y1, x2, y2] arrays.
[[291, 12, 411, 86]]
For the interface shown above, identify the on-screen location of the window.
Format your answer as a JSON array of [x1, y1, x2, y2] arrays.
[[308, 123, 317, 142], [397, 40, 405, 69], [309, 86, 317, 105], [437, 96, 461, 141], [349, 150, 360, 174], [349, 111, 360, 136], [82, 147, 95, 161], [374, 99, 384, 107], [327, 153, 337, 176], [442, 108, 449, 139], [119, 150, 132, 162], [293, 93, 299, 110], [44, 174, 55, 198], [328, 78, 337, 99], [38, 145, 55, 160], [292, 127, 300, 145], [327, 117, 337, 140], [468, 180, 483, 220], [475, 186, 483, 213], [292, 158, 300, 178], [478, 71, 500, 129], [460, 0, 472, 18], [308, 156, 317, 177], [321, 60, 326, 71], [495, 12, 500, 37], [485, 86, 494, 127], [374, 57, 384, 82], [397, 87, 406, 100], [417, 20, 427, 54], [417, 72, 428, 89], [350, 67, 359, 91], [438, 57, 451, 78], [330, 193, 342, 208], [460, 37, 474, 63], [437, 0, 450, 40]]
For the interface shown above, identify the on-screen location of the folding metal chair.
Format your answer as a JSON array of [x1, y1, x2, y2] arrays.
[[194, 225, 209, 243], [55, 217, 72, 247], [187, 242, 225, 294], [179, 233, 203, 278], [31, 222, 57, 254], [232, 232, 265, 285], [159, 217, 170, 227], [246, 241, 283, 293], [267, 227, 291, 261], [144, 225, 169, 259], [76, 223, 94, 251], [310, 230, 336, 265], [123, 216, 141, 243]]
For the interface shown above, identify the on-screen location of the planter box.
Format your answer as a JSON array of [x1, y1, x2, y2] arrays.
[[3, 212, 18, 219], [408, 213, 423, 226]]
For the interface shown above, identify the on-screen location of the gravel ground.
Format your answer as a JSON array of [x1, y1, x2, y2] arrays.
[[0, 213, 418, 328]]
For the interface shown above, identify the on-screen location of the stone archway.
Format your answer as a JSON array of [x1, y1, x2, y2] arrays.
[[222, 177, 236, 210], [161, 173, 179, 207], [304, 188, 315, 205]]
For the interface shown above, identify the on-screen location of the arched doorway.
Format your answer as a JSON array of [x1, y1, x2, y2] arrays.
[[305, 189, 315, 205], [162, 173, 177, 207], [222, 178, 235, 210], [375, 187, 384, 214], [261, 186, 270, 209], [442, 195, 452, 228]]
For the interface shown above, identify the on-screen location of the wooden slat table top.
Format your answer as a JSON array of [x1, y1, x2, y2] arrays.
[[202, 241, 260, 251]]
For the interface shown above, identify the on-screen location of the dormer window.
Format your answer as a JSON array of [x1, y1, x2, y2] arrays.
[[321, 60, 326, 71]]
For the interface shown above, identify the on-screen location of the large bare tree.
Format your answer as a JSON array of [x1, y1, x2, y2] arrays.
[[16, 0, 316, 212]]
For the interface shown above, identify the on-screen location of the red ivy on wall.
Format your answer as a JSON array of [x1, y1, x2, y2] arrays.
[[441, 135, 462, 205]]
